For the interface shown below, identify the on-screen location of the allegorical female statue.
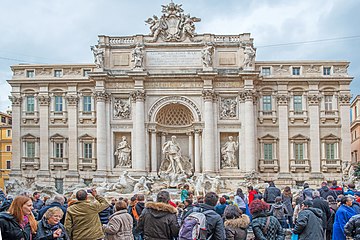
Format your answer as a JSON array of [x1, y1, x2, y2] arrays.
[[114, 136, 131, 167]]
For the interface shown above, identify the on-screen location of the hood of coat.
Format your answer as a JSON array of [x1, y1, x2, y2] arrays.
[[321, 186, 330, 192], [110, 209, 128, 219], [224, 214, 250, 229], [145, 202, 177, 218], [273, 202, 284, 209], [0, 212, 15, 221], [305, 207, 323, 218]]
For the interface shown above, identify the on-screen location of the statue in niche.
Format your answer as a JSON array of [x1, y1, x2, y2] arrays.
[[221, 136, 239, 168], [113, 99, 130, 119], [243, 45, 256, 69], [162, 136, 185, 174], [114, 136, 132, 167], [91, 45, 104, 68], [131, 44, 144, 69], [201, 44, 214, 68], [220, 98, 237, 119]]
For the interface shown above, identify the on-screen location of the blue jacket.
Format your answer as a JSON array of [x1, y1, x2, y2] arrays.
[[332, 205, 357, 240]]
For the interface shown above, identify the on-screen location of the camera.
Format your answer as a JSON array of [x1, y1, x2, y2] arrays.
[[87, 189, 92, 193]]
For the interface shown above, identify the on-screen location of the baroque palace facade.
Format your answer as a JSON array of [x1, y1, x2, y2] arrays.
[[8, 3, 352, 191]]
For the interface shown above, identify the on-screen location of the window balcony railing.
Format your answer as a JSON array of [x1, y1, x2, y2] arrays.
[[290, 159, 310, 173], [21, 157, 40, 170], [259, 159, 279, 172], [79, 158, 97, 170], [321, 158, 341, 172], [50, 157, 69, 170]]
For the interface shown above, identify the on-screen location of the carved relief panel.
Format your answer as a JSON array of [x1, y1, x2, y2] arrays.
[[113, 98, 131, 119], [219, 97, 238, 120]]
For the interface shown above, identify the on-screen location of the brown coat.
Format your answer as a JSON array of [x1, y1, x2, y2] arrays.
[[103, 209, 134, 240], [224, 214, 250, 240]]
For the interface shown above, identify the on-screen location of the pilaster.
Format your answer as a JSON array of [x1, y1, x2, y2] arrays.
[[66, 94, 79, 173], [308, 93, 322, 173], [9, 95, 22, 176], [276, 94, 290, 173], [38, 94, 50, 176]]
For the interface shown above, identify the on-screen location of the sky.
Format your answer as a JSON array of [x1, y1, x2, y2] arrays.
[[1, 0, 359, 112]]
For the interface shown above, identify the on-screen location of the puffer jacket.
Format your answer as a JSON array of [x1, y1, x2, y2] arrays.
[[103, 209, 134, 240], [64, 195, 110, 240], [345, 214, 360, 240], [35, 219, 70, 240], [136, 201, 180, 240], [224, 214, 250, 240], [293, 207, 324, 240], [0, 212, 33, 240], [251, 211, 285, 240]]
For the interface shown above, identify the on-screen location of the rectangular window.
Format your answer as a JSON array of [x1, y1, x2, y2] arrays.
[[326, 143, 335, 160], [84, 143, 92, 159], [262, 67, 271, 76], [262, 95, 272, 114], [294, 143, 304, 160], [26, 96, 35, 112], [1, 116, 5, 123], [6, 160, 11, 169], [264, 143, 273, 160], [55, 143, 64, 158], [54, 70, 62, 77], [292, 67, 300, 75], [323, 67, 331, 75], [83, 96, 92, 112], [6, 129, 11, 137], [26, 142, 35, 158], [324, 95, 333, 111], [55, 96, 63, 112], [6, 145, 11, 152], [293, 95, 303, 113], [83, 69, 91, 77], [26, 70, 35, 78]]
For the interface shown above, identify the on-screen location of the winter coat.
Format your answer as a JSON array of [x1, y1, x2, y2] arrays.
[[344, 213, 360, 240], [251, 211, 285, 240], [312, 196, 331, 229], [64, 195, 110, 240], [103, 209, 134, 240], [248, 190, 257, 204], [99, 206, 114, 224], [0, 212, 33, 240], [332, 204, 358, 240], [302, 188, 314, 200], [319, 186, 337, 200], [35, 219, 70, 240], [281, 194, 293, 216], [330, 185, 343, 196], [270, 202, 287, 220], [215, 203, 227, 217], [37, 201, 67, 224], [234, 196, 246, 209], [293, 207, 324, 240], [136, 201, 180, 240], [264, 186, 281, 204], [224, 214, 250, 240], [33, 198, 44, 211], [182, 203, 226, 240]]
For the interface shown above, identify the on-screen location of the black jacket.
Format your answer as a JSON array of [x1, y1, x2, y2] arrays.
[[264, 186, 281, 204], [251, 211, 285, 240], [318, 186, 337, 200], [312, 197, 331, 229], [137, 201, 180, 240], [35, 219, 70, 240], [182, 203, 226, 240], [0, 212, 33, 240], [345, 214, 360, 240], [293, 207, 324, 240]]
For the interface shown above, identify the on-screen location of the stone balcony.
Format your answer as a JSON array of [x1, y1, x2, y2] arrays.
[[259, 159, 279, 172], [21, 157, 40, 170], [50, 157, 69, 170], [290, 159, 310, 173], [321, 159, 342, 172], [79, 158, 97, 170]]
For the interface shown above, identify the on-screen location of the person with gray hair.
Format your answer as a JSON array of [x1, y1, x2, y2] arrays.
[[38, 195, 67, 224], [312, 190, 331, 234], [36, 206, 70, 240]]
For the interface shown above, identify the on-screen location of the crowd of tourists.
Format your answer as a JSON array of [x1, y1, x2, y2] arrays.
[[0, 180, 360, 239]]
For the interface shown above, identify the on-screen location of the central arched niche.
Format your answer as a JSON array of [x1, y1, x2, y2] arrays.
[[155, 103, 194, 126]]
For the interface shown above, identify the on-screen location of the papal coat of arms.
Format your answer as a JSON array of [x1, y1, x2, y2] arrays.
[[145, 2, 201, 42]]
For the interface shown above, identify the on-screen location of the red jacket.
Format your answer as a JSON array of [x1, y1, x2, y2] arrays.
[[248, 190, 257, 204]]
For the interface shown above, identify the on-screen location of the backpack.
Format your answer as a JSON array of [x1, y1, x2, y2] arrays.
[[131, 205, 140, 222], [179, 208, 212, 240]]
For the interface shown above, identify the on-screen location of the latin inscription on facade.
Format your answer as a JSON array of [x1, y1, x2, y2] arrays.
[[219, 52, 237, 65], [146, 51, 202, 67], [145, 82, 203, 88]]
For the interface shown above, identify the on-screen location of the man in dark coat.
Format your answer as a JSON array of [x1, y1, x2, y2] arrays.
[[137, 190, 180, 240], [293, 200, 324, 240], [330, 180, 344, 196], [344, 213, 360, 240], [302, 182, 314, 200], [312, 190, 331, 231], [37, 195, 67, 224], [318, 182, 337, 200], [264, 181, 281, 204]]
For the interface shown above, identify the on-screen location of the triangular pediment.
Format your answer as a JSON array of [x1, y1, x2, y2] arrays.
[[259, 134, 278, 140], [50, 133, 66, 139], [22, 133, 37, 140], [290, 134, 309, 140], [79, 134, 94, 140], [321, 134, 339, 140]]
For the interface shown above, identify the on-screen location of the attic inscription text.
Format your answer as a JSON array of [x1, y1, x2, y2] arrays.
[[146, 51, 202, 67]]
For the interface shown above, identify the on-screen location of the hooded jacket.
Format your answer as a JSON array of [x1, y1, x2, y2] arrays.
[[64, 195, 110, 240], [103, 209, 134, 240], [344, 214, 360, 240], [270, 202, 287, 220], [318, 186, 337, 200], [224, 214, 250, 240], [0, 212, 33, 240], [293, 207, 324, 240], [136, 201, 180, 240], [312, 196, 331, 229]]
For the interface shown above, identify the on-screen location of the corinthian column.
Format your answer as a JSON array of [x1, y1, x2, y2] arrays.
[[202, 90, 216, 173], [95, 90, 108, 174], [277, 93, 290, 174], [308, 93, 321, 173], [131, 90, 146, 172]]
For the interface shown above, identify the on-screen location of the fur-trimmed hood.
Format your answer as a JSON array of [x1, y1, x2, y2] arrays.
[[145, 202, 178, 218], [224, 214, 250, 229]]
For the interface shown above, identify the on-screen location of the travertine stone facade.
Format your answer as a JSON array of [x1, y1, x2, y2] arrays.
[[8, 3, 352, 191]]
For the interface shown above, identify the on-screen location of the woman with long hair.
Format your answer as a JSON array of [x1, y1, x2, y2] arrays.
[[282, 186, 294, 228], [0, 195, 38, 239], [223, 204, 250, 240], [234, 188, 247, 214]]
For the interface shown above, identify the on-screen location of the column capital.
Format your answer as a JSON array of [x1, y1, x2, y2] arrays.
[[9, 95, 22, 106], [307, 94, 322, 105], [148, 128, 157, 133], [194, 129, 202, 134], [186, 131, 193, 136], [239, 90, 257, 102], [94, 90, 109, 102], [202, 90, 216, 102], [276, 94, 290, 106], [130, 90, 146, 102], [338, 93, 351, 106], [66, 94, 79, 106], [37, 95, 51, 106]]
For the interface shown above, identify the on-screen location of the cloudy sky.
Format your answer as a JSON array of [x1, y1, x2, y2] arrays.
[[0, 0, 359, 111]]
